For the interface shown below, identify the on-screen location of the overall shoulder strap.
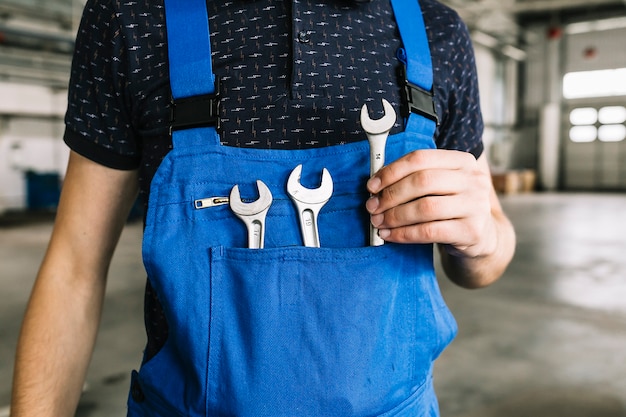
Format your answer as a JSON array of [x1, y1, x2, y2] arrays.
[[164, 0, 221, 147], [164, 0, 215, 98], [390, 0, 438, 137]]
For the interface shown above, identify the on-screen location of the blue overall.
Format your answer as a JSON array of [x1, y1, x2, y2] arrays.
[[127, 0, 457, 415]]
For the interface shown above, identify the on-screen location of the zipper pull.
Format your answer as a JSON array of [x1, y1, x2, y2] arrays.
[[194, 196, 229, 209]]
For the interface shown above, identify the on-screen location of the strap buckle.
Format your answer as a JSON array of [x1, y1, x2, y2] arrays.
[[170, 78, 221, 133], [400, 67, 439, 125]]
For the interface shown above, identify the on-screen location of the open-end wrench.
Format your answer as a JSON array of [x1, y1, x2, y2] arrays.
[[229, 180, 273, 249], [286, 164, 333, 248], [360, 98, 396, 246]]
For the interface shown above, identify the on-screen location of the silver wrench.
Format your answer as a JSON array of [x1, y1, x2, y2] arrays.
[[286, 164, 333, 248], [229, 180, 273, 249], [360, 98, 396, 246]]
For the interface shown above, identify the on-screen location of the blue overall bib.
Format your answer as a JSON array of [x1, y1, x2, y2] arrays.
[[127, 0, 457, 415]]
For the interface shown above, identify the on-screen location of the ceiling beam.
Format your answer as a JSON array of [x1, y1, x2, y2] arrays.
[[512, 0, 626, 13], [445, 0, 625, 15]]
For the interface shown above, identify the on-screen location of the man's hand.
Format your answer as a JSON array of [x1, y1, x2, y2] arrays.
[[366, 149, 515, 287]]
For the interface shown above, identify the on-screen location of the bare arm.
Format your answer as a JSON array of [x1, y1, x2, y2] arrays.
[[436, 155, 515, 288], [11, 151, 139, 417], [366, 150, 515, 289]]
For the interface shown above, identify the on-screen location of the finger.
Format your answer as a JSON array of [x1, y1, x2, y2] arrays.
[[367, 149, 475, 194], [371, 194, 471, 229], [366, 168, 469, 215], [381, 219, 494, 258], [379, 218, 476, 248]]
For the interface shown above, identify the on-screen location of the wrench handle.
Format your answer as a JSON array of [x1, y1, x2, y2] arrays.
[[367, 132, 388, 246], [248, 219, 265, 249], [300, 209, 321, 248], [367, 133, 387, 177], [370, 225, 384, 247]]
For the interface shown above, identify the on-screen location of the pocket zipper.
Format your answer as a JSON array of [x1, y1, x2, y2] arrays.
[[194, 196, 229, 209]]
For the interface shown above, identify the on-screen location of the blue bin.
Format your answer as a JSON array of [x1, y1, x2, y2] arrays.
[[26, 171, 61, 210]]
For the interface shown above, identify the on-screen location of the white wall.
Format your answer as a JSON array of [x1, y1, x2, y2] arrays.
[[0, 81, 67, 116], [565, 26, 626, 73], [521, 21, 626, 191], [0, 81, 68, 213], [561, 25, 626, 190], [473, 43, 522, 171]]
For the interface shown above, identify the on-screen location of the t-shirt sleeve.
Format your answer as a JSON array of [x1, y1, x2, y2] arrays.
[[428, 4, 484, 159], [63, 0, 140, 170]]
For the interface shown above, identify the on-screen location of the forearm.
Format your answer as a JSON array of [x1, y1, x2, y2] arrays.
[[439, 206, 515, 289], [11, 151, 139, 416], [11, 260, 107, 417]]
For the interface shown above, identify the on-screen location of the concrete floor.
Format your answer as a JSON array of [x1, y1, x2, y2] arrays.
[[1, 192, 625, 416]]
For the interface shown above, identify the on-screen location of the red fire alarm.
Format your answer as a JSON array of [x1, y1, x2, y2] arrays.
[[547, 26, 563, 40], [583, 46, 598, 60]]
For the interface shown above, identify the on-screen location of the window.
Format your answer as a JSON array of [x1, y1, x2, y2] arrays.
[[599, 106, 626, 124], [569, 105, 626, 143], [563, 68, 626, 99], [570, 125, 597, 143], [599, 124, 626, 142], [570, 107, 597, 125]]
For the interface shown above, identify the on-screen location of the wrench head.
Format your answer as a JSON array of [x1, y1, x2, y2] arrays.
[[360, 98, 396, 135], [229, 180, 273, 216], [286, 164, 333, 204]]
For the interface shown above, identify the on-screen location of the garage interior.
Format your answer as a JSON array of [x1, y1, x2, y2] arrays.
[[1, 0, 626, 416]]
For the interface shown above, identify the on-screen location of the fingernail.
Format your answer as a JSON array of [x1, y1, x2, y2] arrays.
[[366, 196, 379, 213], [367, 177, 381, 193], [378, 229, 391, 239], [371, 214, 384, 227]]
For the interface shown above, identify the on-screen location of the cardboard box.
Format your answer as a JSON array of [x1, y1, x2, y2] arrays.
[[492, 170, 536, 194]]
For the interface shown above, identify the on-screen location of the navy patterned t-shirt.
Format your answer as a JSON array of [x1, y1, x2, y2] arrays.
[[64, 0, 484, 360]]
